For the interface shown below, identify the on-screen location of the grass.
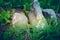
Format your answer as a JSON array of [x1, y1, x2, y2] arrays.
[[0, 19, 60, 40], [0, 10, 60, 40]]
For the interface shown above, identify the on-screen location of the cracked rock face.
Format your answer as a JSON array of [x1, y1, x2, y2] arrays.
[[28, 10, 37, 25]]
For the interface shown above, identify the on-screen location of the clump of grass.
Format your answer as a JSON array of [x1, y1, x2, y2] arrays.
[[0, 18, 60, 40]]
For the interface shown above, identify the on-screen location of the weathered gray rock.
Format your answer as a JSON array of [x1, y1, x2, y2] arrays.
[[42, 9, 57, 25], [12, 10, 28, 27], [42, 9, 57, 19], [28, 7, 37, 25], [28, 0, 48, 29]]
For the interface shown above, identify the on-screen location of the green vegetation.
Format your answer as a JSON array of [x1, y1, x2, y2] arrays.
[[0, 0, 60, 12], [0, 19, 60, 40], [0, 0, 60, 40]]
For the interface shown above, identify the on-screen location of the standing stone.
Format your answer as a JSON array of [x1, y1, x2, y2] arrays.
[[28, 0, 48, 29], [42, 9, 57, 19], [42, 9, 57, 25], [12, 9, 28, 27]]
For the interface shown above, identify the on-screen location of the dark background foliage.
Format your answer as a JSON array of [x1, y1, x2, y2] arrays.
[[0, 0, 60, 12]]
